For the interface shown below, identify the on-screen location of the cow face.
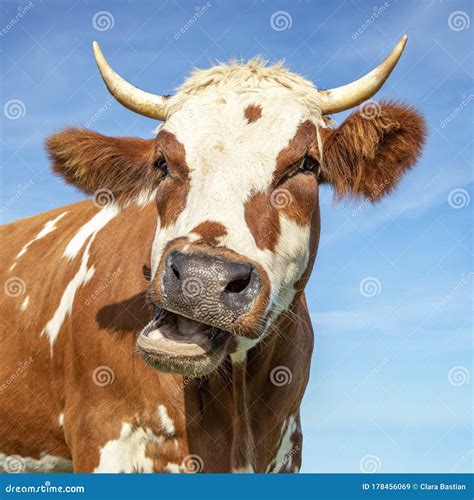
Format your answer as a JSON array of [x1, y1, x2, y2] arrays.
[[144, 88, 323, 374], [47, 50, 425, 376]]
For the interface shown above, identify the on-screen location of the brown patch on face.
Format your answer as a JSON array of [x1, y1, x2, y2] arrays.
[[276, 174, 318, 226], [156, 177, 190, 228], [273, 120, 318, 181], [154, 131, 190, 228], [192, 221, 227, 247], [244, 191, 280, 252], [244, 120, 319, 251], [271, 120, 320, 227], [244, 104, 262, 124]]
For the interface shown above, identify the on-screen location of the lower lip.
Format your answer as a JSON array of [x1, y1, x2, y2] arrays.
[[137, 311, 231, 357]]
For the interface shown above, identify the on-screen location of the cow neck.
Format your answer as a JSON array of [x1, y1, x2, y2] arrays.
[[230, 358, 255, 471], [227, 296, 302, 472]]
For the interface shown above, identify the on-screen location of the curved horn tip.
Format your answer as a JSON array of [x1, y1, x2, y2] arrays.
[[92, 41, 103, 59], [319, 35, 409, 115], [397, 34, 408, 52], [90, 40, 168, 121]]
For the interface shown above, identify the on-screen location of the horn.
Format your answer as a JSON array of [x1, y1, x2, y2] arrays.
[[319, 35, 408, 115], [92, 41, 167, 120]]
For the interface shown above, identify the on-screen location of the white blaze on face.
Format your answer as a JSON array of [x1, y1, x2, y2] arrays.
[[151, 83, 323, 323]]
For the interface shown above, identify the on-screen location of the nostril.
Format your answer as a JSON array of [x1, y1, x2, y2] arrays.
[[224, 273, 252, 294], [170, 263, 181, 280]]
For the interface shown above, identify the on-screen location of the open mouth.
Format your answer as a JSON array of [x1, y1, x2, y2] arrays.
[[137, 306, 231, 376]]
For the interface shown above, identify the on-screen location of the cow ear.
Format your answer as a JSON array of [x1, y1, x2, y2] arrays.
[[46, 128, 160, 206], [319, 101, 426, 201]]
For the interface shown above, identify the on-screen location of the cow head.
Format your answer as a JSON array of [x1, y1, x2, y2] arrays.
[[47, 36, 425, 376]]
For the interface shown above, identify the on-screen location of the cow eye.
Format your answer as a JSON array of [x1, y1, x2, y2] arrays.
[[298, 157, 317, 173], [154, 158, 169, 176]]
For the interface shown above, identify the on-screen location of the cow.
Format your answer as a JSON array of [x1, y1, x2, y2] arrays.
[[0, 35, 425, 473]]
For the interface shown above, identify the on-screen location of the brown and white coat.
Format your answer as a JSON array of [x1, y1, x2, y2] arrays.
[[0, 43, 425, 473]]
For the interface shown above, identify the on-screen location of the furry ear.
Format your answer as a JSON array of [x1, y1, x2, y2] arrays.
[[46, 128, 160, 205], [319, 101, 426, 201]]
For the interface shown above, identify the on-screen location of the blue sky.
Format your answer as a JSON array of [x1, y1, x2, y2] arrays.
[[0, 0, 472, 473]]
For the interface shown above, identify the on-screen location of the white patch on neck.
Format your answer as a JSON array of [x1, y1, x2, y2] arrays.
[[232, 464, 255, 473], [0, 452, 72, 473], [165, 462, 181, 473], [15, 212, 67, 260], [94, 423, 163, 473], [266, 414, 298, 473], [58, 413, 64, 427], [230, 336, 260, 364], [42, 238, 95, 350], [156, 405, 175, 436], [20, 296, 29, 312], [63, 206, 118, 260], [42, 206, 119, 350]]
